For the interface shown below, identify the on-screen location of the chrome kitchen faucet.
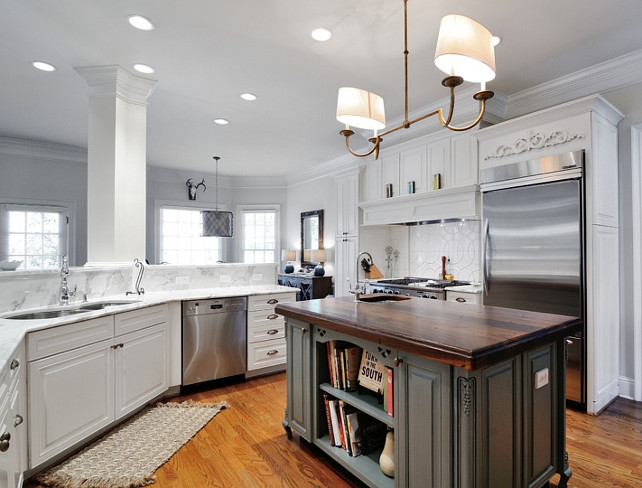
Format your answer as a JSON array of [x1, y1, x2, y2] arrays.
[[59, 255, 77, 305]]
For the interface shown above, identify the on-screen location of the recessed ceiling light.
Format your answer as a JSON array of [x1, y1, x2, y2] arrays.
[[492, 35, 502, 47], [213, 118, 229, 125], [133, 63, 155, 74], [128, 15, 155, 31], [311, 28, 332, 42], [32, 61, 56, 72], [240, 93, 257, 101]]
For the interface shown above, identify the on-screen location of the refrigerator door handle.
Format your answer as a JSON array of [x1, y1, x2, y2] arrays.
[[483, 218, 491, 294]]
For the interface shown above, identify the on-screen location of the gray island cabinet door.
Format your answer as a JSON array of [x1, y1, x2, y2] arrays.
[[396, 352, 452, 488], [286, 318, 312, 441]]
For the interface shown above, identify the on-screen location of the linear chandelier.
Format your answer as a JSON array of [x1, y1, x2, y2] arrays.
[[337, 0, 496, 159]]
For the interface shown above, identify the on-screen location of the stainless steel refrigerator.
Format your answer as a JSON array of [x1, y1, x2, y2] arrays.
[[481, 150, 585, 407]]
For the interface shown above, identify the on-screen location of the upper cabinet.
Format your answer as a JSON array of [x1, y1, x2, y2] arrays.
[[477, 96, 623, 228], [335, 169, 360, 237], [361, 132, 478, 204]]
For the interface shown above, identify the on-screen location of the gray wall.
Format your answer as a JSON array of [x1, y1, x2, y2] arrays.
[[285, 176, 337, 278], [604, 83, 642, 387], [0, 140, 88, 266]]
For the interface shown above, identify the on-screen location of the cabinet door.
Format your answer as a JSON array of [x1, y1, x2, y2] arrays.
[[400, 145, 427, 194], [286, 319, 312, 441], [382, 153, 400, 197], [335, 236, 357, 297], [363, 159, 383, 202], [336, 172, 360, 236], [28, 339, 114, 468], [450, 134, 478, 187], [397, 353, 452, 488], [427, 138, 450, 190], [114, 323, 169, 419]]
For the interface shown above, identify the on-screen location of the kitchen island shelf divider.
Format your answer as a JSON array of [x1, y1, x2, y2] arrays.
[[319, 382, 393, 428]]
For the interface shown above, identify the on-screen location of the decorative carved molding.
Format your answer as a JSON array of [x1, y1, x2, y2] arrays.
[[457, 376, 476, 487], [458, 377, 476, 416], [377, 347, 392, 359], [484, 130, 585, 160]]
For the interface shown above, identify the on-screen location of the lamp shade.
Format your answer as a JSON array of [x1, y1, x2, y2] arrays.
[[434, 14, 496, 83], [336, 87, 386, 130], [282, 249, 297, 261], [310, 249, 327, 264], [202, 210, 233, 237]]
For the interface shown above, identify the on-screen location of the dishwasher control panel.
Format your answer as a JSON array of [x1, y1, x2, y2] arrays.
[[182, 297, 247, 316]]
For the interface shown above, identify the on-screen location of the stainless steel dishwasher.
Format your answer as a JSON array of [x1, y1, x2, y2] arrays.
[[182, 297, 247, 386]]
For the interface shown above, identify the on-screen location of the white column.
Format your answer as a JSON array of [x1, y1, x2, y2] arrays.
[[75, 66, 157, 266]]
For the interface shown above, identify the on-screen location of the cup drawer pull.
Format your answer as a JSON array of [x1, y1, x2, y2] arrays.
[[455, 297, 466, 303], [266, 329, 279, 335], [10, 359, 19, 370], [267, 314, 279, 320], [266, 349, 279, 356], [267, 299, 278, 305]]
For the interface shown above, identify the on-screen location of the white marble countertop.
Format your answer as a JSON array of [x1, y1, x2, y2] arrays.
[[0, 284, 296, 380], [444, 284, 483, 294]]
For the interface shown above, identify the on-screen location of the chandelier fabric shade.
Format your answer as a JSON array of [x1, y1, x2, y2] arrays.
[[202, 210, 233, 237], [336, 87, 386, 131], [434, 14, 496, 83]]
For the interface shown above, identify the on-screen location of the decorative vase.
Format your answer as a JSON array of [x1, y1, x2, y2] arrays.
[[313, 264, 325, 276], [379, 430, 394, 478], [284, 264, 294, 274]]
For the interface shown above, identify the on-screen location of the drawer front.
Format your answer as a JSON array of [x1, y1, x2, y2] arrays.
[[114, 304, 168, 336], [27, 315, 115, 360], [247, 338, 287, 370], [247, 311, 285, 344], [248, 292, 296, 311], [447, 291, 481, 304]]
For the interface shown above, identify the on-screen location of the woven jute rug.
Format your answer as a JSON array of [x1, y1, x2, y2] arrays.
[[37, 400, 229, 488]]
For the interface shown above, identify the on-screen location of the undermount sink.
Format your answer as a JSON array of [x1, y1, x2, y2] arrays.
[[80, 300, 141, 310], [6, 308, 93, 320], [358, 294, 411, 303], [4, 299, 141, 320]]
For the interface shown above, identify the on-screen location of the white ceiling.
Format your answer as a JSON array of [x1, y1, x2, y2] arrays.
[[2, 1, 642, 178]]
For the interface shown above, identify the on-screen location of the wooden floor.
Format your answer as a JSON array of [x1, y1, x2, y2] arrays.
[[26, 372, 641, 488]]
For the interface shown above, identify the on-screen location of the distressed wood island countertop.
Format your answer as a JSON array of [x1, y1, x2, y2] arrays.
[[275, 294, 581, 371]]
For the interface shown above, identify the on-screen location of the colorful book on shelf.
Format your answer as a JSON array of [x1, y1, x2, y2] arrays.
[[355, 414, 388, 455], [327, 399, 342, 447], [386, 367, 394, 417], [323, 393, 335, 446], [358, 349, 385, 393], [338, 400, 350, 454], [344, 346, 362, 391], [345, 411, 361, 457]]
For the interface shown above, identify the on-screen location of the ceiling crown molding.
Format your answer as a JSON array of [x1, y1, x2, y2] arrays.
[[506, 49, 642, 119], [0, 136, 86, 163], [75, 65, 158, 106]]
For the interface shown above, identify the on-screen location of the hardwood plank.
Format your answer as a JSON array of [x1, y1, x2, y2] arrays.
[[26, 373, 641, 488]]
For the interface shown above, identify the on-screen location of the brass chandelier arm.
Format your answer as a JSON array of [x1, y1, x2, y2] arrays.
[[340, 129, 382, 159], [441, 99, 489, 132]]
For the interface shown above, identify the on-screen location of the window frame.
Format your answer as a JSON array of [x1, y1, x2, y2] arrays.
[[236, 204, 280, 265], [0, 197, 75, 269], [154, 199, 230, 265]]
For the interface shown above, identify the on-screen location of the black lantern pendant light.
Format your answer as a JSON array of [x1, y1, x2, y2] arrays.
[[202, 156, 233, 237]]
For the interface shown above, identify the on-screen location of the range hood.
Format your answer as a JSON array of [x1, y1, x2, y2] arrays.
[[202, 210, 234, 237], [359, 184, 480, 226]]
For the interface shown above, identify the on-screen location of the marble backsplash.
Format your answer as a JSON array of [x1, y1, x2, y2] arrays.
[[0, 263, 279, 313], [408, 220, 480, 282]]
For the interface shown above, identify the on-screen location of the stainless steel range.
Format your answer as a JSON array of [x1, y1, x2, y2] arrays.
[[369, 277, 470, 299]]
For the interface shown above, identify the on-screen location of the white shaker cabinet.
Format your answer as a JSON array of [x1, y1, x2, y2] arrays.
[[27, 305, 169, 468], [0, 345, 27, 488], [335, 169, 361, 297]]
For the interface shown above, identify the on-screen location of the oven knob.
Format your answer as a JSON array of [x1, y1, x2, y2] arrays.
[[394, 291, 400, 295], [387, 290, 393, 294], [430, 295, 437, 299], [421, 294, 428, 298]]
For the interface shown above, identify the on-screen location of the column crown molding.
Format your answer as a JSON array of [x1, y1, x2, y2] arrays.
[[75, 65, 157, 106]]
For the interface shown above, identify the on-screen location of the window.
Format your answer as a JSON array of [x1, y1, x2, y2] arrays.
[[0, 204, 69, 270], [239, 207, 279, 264], [159, 206, 221, 265]]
